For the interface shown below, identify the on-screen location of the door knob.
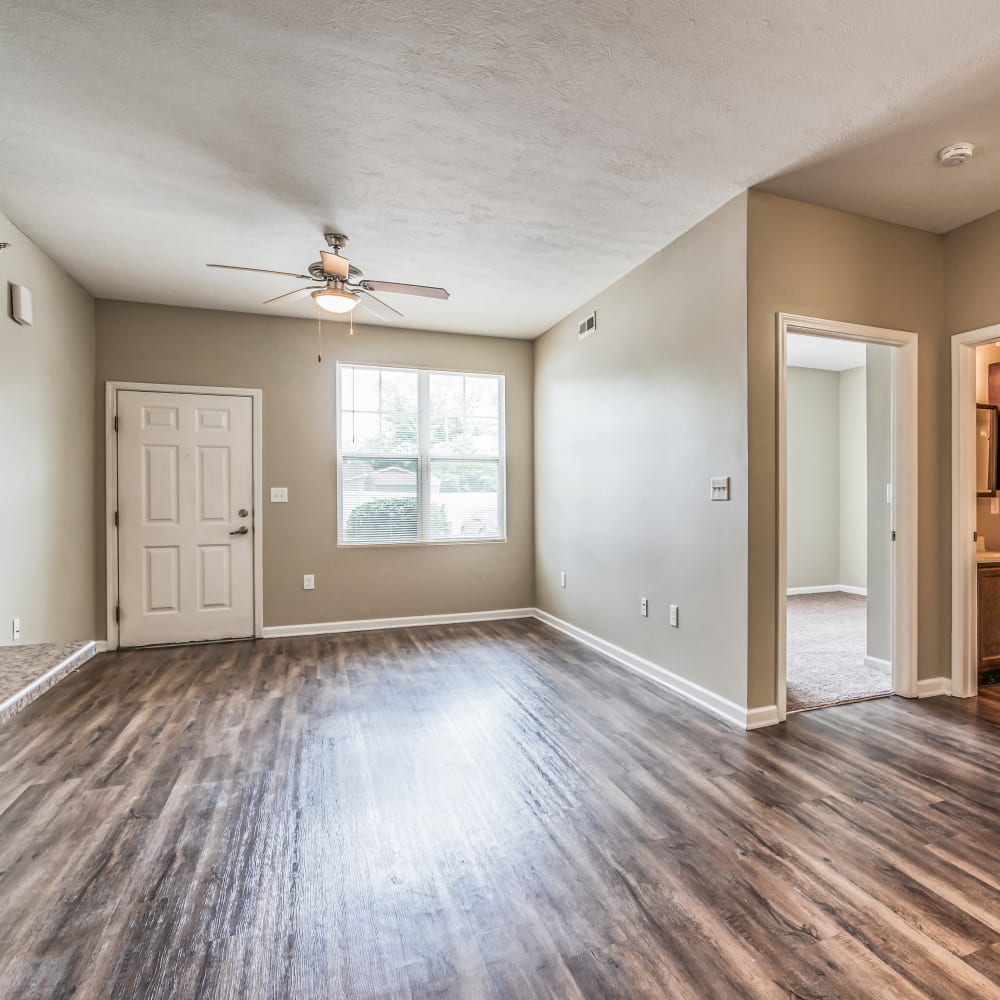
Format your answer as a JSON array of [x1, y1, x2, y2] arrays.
[[229, 526, 249, 536]]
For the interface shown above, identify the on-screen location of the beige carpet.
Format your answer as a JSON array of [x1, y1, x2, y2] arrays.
[[786, 592, 891, 712]]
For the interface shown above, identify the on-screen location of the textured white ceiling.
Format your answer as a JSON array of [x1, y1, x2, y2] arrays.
[[786, 334, 867, 372], [3, 1, 1000, 338], [762, 57, 1000, 233]]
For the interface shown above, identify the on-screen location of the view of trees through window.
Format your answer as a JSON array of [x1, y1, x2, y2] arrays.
[[339, 365, 504, 543]]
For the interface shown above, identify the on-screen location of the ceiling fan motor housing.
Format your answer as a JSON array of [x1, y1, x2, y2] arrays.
[[309, 261, 363, 282]]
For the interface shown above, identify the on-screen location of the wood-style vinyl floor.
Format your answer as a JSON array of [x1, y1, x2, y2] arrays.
[[2, 620, 1000, 999]]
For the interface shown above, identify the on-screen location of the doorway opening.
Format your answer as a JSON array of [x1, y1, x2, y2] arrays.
[[776, 315, 918, 721], [951, 324, 1000, 703], [784, 335, 892, 710]]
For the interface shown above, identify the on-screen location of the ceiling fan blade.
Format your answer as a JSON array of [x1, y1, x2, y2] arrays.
[[208, 264, 315, 280], [320, 250, 350, 280], [362, 280, 449, 300], [357, 289, 404, 321], [263, 286, 316, 305]]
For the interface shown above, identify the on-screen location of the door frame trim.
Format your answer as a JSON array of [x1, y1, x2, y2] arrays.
[[950, 323, 1000, 697], [776, 314, 918, 720], [105, 381, 264, 650]]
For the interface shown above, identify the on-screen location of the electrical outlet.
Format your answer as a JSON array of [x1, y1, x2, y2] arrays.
[[640, 597, 649, 618], [560, 571, 567, 588], [270, 487, 289, 503], [11, 618, 20, 642], [303, 574, 315, 590], [669, 604, 679, 628]]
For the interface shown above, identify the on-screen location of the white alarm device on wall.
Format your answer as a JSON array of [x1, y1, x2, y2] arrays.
[[10, 283, 33, 326]]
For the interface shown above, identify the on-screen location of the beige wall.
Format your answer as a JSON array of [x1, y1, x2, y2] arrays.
[[95, 301, 534, 632], [748, 192, 946, 709], [838, 365, 867, 590], [0, 212, 97, 643], [786, 367, 840, 589], [944, 210, 1000, 336], [534, 194, 750, 707], [948, 216, 1000, 553]]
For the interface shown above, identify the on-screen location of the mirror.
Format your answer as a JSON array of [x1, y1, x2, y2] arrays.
[[977, 403, 998, 497]]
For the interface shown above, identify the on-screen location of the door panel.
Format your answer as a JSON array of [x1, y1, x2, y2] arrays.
[[145, 547, 180, 613], [118, 390, 254, 646], [197, 447, 230, 522], [198, 545, 232, 610]]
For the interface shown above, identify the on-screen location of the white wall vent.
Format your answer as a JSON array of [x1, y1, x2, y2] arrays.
[[578, 311, 597, 340]]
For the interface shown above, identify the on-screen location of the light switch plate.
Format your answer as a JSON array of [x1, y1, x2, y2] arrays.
[[640, 597, 649, 618], [669, 604, 679, 628], [270, 487, 288, 503], [303, 574, 315, 590], [710, 476, 730, 501], [560, 572, 567, 588]]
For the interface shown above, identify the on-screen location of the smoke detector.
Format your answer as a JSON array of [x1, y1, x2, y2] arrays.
[[938, 142, 975, 167]]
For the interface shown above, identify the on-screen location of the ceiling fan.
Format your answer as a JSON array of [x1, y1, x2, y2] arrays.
[[207, 233, 449, 321]]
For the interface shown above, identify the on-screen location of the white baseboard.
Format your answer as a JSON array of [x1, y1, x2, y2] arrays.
[[787, 585, 867, 596], [262, 608, 535, 639], [864, 655, 891, 672], [917, 676, 952, 698], [746, 704, 781, 729], [532, 609, 757, 730], [95, 640, 109, 653], [263, 606, 778, 731]]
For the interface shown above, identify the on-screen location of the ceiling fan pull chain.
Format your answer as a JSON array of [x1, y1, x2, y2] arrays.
[[349, 311, 354, 337], [316, 307, 322, 363]]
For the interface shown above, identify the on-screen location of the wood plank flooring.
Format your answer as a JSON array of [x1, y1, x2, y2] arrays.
[[2, 619, 1000, 998]]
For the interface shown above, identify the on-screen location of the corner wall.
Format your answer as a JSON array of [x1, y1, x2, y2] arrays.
[[533, 194, 750, 709], [747, 192, 946, 710], [0, 212, 97, 643], [95, 301, 535, 633]]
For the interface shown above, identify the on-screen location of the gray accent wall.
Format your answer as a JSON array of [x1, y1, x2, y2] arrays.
[[786, 364, 868, 592], [786, 368, 840, 589], [838, 365, 867, 590], [0, 210, 97, 643], [533, 194, 750, 708], [866, 344, 893, 663]]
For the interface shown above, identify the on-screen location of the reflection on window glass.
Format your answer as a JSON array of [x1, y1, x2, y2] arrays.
[[341, 367, 418, 456]]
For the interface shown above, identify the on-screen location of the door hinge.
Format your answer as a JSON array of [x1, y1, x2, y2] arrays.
[[891, 530, 897, 541], [114, 510, 119, 528], [115, 605, 120, 623], [114, 415, 118, 432]]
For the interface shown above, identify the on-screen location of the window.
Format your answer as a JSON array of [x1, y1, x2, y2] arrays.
[[338, 364, 506, 545]]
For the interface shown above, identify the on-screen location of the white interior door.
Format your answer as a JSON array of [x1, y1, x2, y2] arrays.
[[117, 390, 255, 646]]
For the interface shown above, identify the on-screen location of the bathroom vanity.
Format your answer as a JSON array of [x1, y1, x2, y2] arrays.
[[978, 553, 1000, 677]]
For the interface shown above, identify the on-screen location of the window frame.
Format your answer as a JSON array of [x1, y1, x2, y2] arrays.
[[336, 362, 508, 548]]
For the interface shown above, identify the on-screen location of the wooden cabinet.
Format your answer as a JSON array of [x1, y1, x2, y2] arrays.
[[978, 564, 1000, 676]]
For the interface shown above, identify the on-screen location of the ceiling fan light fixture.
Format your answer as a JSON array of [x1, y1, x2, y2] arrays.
[[312, 288, 359, 314]]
